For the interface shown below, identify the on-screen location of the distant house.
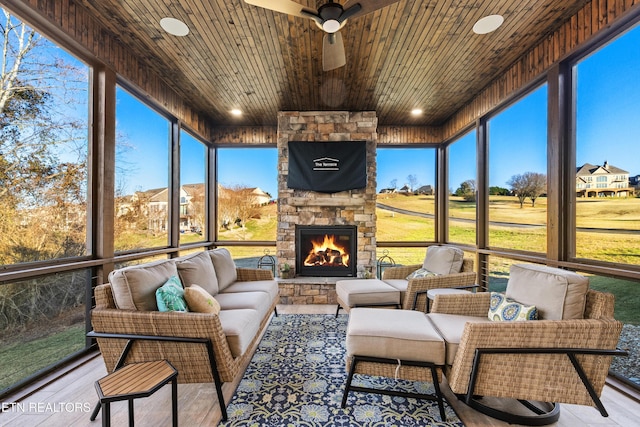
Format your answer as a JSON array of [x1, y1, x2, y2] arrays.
[[416, 185, 434, 195], [249, 187, 272, 205], [398, 184, 412, 194], [379, 188, 396, 194], [576, 161, 632, 197], [116, 184, 206, 233]]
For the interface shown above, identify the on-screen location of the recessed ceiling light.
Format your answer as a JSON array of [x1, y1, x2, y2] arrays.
[[231, 109, 242, 116], [160, 17, 189, 36], [411, 108, 423, 116], [473, 15, 504, 35]]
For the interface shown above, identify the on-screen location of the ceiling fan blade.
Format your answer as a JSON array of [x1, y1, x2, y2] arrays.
[[343, 0, 402, 20], [243, 0, 316, 19], [323, 32, 346, 71]]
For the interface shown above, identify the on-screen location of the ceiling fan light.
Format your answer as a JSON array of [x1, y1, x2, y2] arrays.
[[323, 19, 341, 33]]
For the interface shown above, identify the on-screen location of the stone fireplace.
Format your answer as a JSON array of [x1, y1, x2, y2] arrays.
[[276, 111, 378, 282]]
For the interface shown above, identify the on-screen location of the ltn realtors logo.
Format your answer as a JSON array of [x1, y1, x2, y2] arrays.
[[313, 157, 340, 171]]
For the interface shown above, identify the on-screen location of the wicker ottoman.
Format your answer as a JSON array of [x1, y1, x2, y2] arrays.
[[335, 278, 401, 317], [342, 307, 447, 421]]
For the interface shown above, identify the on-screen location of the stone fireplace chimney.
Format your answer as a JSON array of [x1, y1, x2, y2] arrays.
[[276, 111, 378, 278]]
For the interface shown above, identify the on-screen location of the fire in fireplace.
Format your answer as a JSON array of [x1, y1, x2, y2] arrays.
[[296, 225, 357, 277]]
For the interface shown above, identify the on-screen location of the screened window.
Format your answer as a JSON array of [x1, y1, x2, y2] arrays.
[[448, 130, 477, 246], [217, 147, 276, 242], [0, 11, 89, 265], [180, 130, 207, 243], [114, 86, 170, 252], [375, 147, 436, 265], [488, 84, 548, 253], [575, 23, 640, 266]]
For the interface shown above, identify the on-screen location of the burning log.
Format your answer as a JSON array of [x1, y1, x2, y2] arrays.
[[303, 234, 350, 267]]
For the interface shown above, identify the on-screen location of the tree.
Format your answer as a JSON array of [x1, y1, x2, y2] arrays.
[[489, 186, 510, 196], [0, 10, 89, 264], [507, 174, 529, 208], [455, 179, 476, 202], [389, 178, 397, 190], [525, 172, 547, 207], [406, 174, 418, 192], [507, 172, 547, 208], [217, 185, 260, 239]]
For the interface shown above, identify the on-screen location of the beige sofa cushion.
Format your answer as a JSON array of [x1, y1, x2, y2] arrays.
[[176, 251, 219, 296], [221, 280, 279, 300], [346, 308, 445, 365], [109, 259, 178, 311], [215, 291, 273, 318], [218, 309, 262, 357], [423, 245, 464, 275], [506, 264, 589, 320], [209, 248, 237, 291]]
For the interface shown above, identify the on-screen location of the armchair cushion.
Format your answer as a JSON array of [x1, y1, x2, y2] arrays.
[[109, 259, 178, 311], [176, 251, 219, 296], [184, 284, 221, 314], [427, 313, 491, 365], [488, 292, 537, 321], [406, 268, 438, 280], [506, 264, 589, 320], [209, 248, 238, 291], [423, 245, 464, 275]]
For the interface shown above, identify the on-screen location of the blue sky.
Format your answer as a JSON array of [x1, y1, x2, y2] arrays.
[[113, 23, 640, 197]]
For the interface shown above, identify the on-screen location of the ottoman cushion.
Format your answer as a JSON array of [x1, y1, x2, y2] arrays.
[[347, 308, 445, 365], [336, 279, 400, 307]]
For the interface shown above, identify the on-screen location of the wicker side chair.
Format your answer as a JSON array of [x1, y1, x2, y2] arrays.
[[382, 258, 476, 312], [429, 285, 626, 425]]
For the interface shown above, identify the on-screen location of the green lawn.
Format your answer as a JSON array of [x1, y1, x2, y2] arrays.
[[0, 324, 85, 391]]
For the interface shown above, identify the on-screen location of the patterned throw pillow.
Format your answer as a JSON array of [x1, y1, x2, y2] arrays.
[[155, 276, 188, 312], [184, 284, 221, 314], [488, 292, 537, 321], [406, 268, 438, 280]]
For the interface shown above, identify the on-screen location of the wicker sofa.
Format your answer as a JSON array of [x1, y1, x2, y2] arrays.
[[89, 248, 279, 421]]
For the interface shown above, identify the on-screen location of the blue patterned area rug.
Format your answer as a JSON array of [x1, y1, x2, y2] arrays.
[[219, 314, 464, 426]]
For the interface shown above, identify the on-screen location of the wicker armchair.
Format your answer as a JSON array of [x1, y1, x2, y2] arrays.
[[89, 267, 278, 421], [429, 282, 626, 425], [382, 258, 476, 312]]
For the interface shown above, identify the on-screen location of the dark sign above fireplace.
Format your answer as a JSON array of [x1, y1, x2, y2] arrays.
[[295, 225, 357, 277]]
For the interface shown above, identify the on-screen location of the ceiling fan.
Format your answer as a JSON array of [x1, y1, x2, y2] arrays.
[[244, 0, 401, 71]]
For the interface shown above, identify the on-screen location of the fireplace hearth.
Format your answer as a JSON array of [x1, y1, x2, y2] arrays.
[[295, 225, 357, 277]]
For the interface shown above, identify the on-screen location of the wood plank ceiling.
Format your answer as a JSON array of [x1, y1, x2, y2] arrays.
[[76, 0, 590, 127]]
